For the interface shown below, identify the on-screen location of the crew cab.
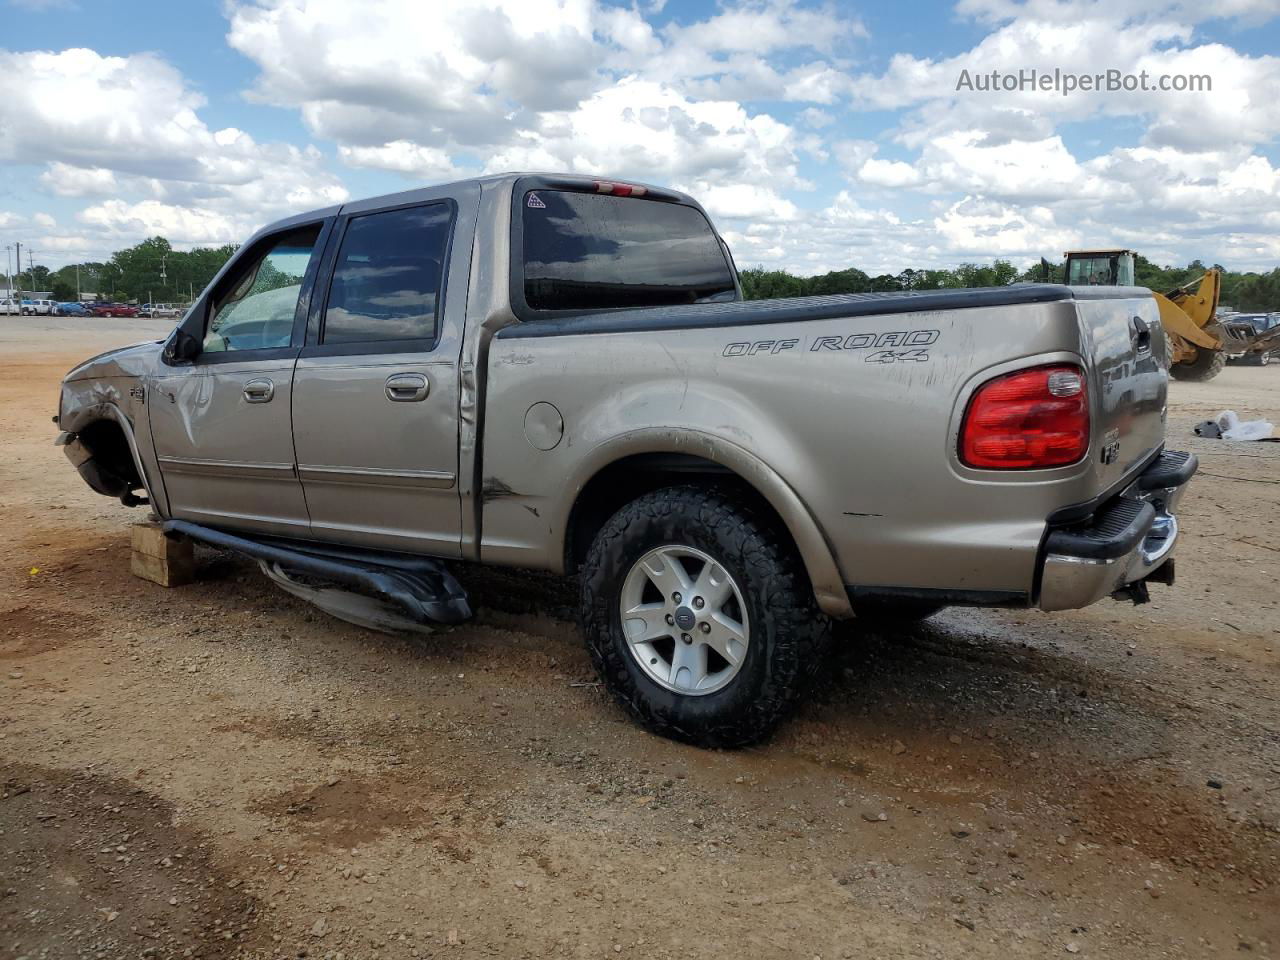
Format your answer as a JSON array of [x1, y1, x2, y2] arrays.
[[55, 173, 1196, 746]]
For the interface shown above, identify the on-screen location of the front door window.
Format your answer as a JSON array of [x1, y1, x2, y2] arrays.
[[204, 226, 320, 353]]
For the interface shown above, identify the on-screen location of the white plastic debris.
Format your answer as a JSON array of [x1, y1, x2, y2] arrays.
[[1216, 410, 1274, 441]]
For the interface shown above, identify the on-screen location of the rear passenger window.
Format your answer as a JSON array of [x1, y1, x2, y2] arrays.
[[521, 190, 736, 312], [322, 203, 452, 345]]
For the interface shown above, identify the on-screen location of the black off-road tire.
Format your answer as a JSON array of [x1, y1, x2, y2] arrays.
[[1169, 345, 1226, 382], [580, 486, 832, 748]]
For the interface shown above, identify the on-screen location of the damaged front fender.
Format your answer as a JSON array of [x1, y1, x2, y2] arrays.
[[57, 340, 168, 510]]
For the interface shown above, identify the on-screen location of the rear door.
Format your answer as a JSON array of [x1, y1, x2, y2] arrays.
[[149, 223, 327, 537], [291, 185, 475, 557]]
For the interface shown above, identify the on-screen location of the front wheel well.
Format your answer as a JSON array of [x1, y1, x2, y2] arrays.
[[76, 418, 144, 494], [564, 453, 800, 577]]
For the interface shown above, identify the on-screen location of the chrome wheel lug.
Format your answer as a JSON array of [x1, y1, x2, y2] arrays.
[[693, 596, 704, 609], [672, 592, 682, 603], [700, 622, 711, 634], [665, 613, 675, 626], [681, 633, 692, 644]]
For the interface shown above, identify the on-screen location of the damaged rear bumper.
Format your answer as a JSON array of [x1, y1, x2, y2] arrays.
[[1038, 450, 1197, 612]]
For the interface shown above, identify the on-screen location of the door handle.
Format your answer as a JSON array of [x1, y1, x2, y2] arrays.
[[385, 373, 429, 402], [243, 378, 275, 403]]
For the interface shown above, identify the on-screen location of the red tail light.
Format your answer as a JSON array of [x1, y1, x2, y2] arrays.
[[960, 365, 1089, 469]]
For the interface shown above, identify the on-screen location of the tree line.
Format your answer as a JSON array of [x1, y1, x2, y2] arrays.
[[3, 236, 237, 303], [740, 255, 1280, 312], [5, 233, 1279, 313]]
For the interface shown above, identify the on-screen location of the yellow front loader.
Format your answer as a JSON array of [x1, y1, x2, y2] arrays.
[[1063, 249, 1237, 382]]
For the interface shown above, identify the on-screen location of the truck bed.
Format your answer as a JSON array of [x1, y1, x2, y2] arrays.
[[483, 282, 1167, 604], [496, 284, 1154, 339]]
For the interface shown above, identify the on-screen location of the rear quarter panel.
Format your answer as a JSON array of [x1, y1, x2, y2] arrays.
[[481, 295, 1158, 598]]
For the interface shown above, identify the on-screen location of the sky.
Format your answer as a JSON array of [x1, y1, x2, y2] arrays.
[[1, 0, 1278, 279]]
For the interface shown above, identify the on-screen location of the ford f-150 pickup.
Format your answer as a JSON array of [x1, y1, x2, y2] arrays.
[[55, 172, 1196, 746]]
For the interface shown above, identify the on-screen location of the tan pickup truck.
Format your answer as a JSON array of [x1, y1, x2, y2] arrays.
[[55, 173, 1196, 746]]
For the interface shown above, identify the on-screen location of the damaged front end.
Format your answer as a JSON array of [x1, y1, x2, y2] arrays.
[[55, 340, 165, 508], [56, 423, 148, 506]]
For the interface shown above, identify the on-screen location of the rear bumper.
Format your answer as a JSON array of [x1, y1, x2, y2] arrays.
[[1038, 450, 1197, 612]]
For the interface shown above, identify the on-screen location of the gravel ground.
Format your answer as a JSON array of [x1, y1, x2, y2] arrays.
[[1, 316, 1277, 959]]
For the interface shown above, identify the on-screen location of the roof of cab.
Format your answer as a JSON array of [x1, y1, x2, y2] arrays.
[[252, 171, 699, 242]]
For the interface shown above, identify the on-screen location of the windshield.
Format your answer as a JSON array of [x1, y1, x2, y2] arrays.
[[1067, 253, 1135, 286]]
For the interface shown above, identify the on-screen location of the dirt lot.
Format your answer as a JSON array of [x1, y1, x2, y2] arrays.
[[2, 317, 1277, 960]]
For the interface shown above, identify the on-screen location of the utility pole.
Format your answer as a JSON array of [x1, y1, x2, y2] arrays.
[[13, 241, 21, 298], [76, 262, 81, 300], [4, 245, 11, 298]]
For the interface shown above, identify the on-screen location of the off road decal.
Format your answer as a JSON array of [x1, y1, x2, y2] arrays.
[[526, 192, 546, 209], [722, 338, 799, 357], [722, 329, 939, 359]]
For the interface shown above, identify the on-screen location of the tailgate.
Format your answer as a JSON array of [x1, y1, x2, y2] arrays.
[[1072, 289, 1167, 493]]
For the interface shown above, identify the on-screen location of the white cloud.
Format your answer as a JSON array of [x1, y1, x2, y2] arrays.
[[850, 9, 1280, 153], [799, 107, 834, 128], [696, 184, 799, 223], [857, 157, 922, 188], [0, 46, 347, 259], [225, 0, 854, 189], [338, 142, 464, 181], [77, 199, 250, 246], [480, 78, 805, 191], [228, 0, 606, 149], [39, 162, 117, 197], [955, 0, 1279, 26]]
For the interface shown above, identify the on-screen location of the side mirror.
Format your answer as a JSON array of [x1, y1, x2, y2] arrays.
[[163, 325, 201, 363], [163, 298, 210, 363]]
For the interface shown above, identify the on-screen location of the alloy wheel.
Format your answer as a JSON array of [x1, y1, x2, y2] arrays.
[[619, 545, 750, 696]]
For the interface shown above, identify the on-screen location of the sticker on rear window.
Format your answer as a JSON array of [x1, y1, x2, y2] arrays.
[[526, 192, 546, 209]]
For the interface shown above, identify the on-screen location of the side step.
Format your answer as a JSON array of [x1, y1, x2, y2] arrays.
[[162, 520, 472, 625]]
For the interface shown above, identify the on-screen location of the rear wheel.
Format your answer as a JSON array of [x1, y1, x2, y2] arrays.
[[1169, 345, 1226, 382], [580, 486, 831, 747]]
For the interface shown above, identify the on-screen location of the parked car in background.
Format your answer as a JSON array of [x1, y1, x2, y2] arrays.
[[55, 302, 91, 317], [1224, 313, 1280, 365], [21, 298, 57, 316], [140, 303, 182, 318], [89, 302, 140, 318], [0, 297, 21, 315]]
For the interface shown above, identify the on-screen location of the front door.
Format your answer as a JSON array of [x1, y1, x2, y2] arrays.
[[149, 224, 324, 537], [292, 199, 462, 556]]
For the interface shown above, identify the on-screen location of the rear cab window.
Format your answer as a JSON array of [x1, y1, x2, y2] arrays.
[[518, 188, 736, 315]]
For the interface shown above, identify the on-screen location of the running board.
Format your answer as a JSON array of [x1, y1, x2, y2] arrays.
[[162, 520, 472, 625]]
